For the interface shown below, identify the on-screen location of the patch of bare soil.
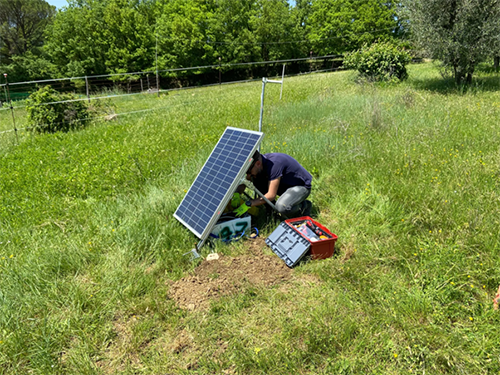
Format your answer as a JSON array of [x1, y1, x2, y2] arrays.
[[168, 237, 292, 311]]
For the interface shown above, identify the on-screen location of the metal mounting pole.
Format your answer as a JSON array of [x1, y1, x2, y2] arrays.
[[241, 178, 277, 211], [258, 76, 284, 137], [280, 64, 285, 100], [258, 78, 266, 134], [3, 74, 18, 144]]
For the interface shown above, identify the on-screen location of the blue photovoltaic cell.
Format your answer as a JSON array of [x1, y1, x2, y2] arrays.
[[174, 127, 263, 239]]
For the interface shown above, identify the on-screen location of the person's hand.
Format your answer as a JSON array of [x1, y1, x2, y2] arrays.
[[234, 202, 250, 217], [231, 193, 241, 208]]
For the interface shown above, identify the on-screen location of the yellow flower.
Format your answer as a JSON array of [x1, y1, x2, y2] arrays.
[[254, 347, 262, 354], [394, 353, 398, 358], [469, 317, 473, 321]]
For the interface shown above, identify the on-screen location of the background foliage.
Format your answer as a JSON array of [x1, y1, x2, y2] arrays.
[[0, 0, 404, 82], [406, 0, 500, 85], [25, 85, 90, 132], [343, 41, 411, 82]]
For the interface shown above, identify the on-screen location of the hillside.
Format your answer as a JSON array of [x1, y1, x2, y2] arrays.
[[1, 63, 499, 374]]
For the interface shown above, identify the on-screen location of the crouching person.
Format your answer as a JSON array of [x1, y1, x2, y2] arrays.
[[233, 150, 312, 219]]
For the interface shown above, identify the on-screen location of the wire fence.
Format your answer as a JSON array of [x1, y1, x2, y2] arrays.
[[0, 55, 345, 146], [0, 54, 342, 106]]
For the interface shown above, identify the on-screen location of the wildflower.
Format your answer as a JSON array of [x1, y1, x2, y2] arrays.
[[394, 353, 398, 358], [469, 317, 473, 321], [254, 347, 262, 354]]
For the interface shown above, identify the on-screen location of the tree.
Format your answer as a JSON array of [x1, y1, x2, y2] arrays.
[[250, 0, 298, 61], [44, 0, 109, 76], [307, 0, 399, 56], [290, 0, 313, 57], [155, 0, 216, 69], [102, 0, 156, 74], [0, 0, 55, 62], [407, 0, 500, 85], [211, 0, 260, 63]]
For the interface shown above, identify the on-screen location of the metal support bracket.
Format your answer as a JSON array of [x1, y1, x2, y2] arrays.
[[184, 243, 201, 260]]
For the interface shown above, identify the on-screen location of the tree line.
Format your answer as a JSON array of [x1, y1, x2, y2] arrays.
[[1, 0, 499, 86], [0, 0, 403, 83]]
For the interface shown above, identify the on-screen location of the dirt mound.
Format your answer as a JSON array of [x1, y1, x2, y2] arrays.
[[168, 237, 292, 311]]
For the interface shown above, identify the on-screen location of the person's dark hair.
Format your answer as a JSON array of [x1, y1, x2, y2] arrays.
[[247, 150, 261, 172]]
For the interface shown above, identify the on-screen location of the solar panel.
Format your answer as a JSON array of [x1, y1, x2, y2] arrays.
[[174, 127, 264, 241]]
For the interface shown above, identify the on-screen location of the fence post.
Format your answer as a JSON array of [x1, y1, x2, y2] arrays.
[[3, 74, 18, 144], [140, 78, 143, 92], [219, 57, 221, 86], [156, 73, 160, 97], [156, 33, 160, 98], [85, 76, 90, 103]]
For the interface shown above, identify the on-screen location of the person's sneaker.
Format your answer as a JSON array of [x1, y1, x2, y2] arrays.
[[301, 200, 312, 217]]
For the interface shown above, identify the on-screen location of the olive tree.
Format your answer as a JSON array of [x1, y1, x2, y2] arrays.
[[407, 0, 500, 85]]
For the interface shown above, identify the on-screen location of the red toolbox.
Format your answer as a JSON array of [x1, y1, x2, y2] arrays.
[[285, 217, 338, 260], [266, 216, 338, 267]]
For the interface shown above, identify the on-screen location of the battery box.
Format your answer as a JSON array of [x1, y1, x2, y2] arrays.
[[265, 216, 338, 267], [211, 214, 251, 241]]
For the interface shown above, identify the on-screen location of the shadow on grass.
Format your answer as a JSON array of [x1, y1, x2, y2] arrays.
[[410, 74, 500, 95]]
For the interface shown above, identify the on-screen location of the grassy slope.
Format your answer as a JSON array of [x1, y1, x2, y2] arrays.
[[1, 63, 500, 374]]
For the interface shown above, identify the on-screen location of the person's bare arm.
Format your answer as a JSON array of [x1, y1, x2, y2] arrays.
[[249, 177, 280, 207]]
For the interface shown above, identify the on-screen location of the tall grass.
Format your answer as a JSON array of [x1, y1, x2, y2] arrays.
[[1, 63, 500, 374]]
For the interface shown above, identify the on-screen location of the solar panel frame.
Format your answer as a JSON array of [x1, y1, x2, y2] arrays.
[[174, 127, 264, 241]]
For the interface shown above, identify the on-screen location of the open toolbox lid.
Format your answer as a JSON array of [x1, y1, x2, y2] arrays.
[[265, 221, 311, 267]]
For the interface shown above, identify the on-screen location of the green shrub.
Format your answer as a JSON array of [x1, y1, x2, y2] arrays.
[[26, 85, 90, 133], [343, 42, 411, 82]]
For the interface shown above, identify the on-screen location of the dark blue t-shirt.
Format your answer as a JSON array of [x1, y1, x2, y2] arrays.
[[258, 153, 312, 196]]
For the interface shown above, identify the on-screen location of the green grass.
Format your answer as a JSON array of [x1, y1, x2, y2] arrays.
[[1, 63, 500, 374]]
